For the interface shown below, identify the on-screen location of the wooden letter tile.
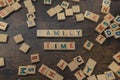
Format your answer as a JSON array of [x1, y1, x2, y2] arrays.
[[114, 15, 120, 25], [95, 34, 106, 45], [102, 0, 111, 6], [95, 24, 107, 33], [83, 58, 97, 76], [101, 6, 110, 14], [11, 2, 22, 11], [57, 12, 66, 21], [104, 29, 113, 38], [27, 13, 36, 20], [5, 0, 15, 5], [75, 13, 84, 22], [74, 69, 86, 80], [54, 73, 64, 80], [0, 34, 8, 43], [38, 64, 49, 75], [0, 21, 8, 31], [83, 40, 94, 51], [13, 34, 24, 44], [114, 30, 120, 39], [104, 13, 114, 22], [61, 1, 70, 9], [30, 53, 40, 63], [113, 51, 120, 63], [72, 0, 80, 2], [104, 71, 115, 80], [27, 19, 36, 28], [97, 74, 107, 80], [68, 61, 78, 71], [0, 0, 6, 7], [44, 0, 52, 5], [18, 66, 27, 75], [0, 57, 5, 67], [19, 43, 30, 53], [84, 10, 100, 22], [73, 55, 84, 66], [46, 68, 57, 80], [27, 65, 36, 74], [57, 59, 68, 70], [108, 61, 120, 72], [72, 5, 80, 13], [87, 75, 97, 80], [47, 8, 56, 17], [54, 5, 63, 13], [65, 9, 73, 16], [110, 22, 119, 31]]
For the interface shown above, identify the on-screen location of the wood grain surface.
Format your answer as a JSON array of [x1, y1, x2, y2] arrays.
[[0, 0, 120, 80]]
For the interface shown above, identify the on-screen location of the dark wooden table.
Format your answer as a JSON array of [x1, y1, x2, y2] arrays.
[[0, 0, 120, 80]]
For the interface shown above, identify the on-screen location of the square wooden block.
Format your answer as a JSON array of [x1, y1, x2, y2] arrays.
[[72, 5, 80, 13], [18, 66, 27, 75], [38, 64, 49, 75], [110, 22, 119, 31], [6, 0, 15, 5], [27, 65, 36, 74], [57, 12, 65, 21], [27, 19, 36, 28], [84, 10, 100, 22], [87, 75, 97, 80], [0, 0, 6, 7], [0, 21, 8, 31], [108, 61, 120, 72], [4, 6, 14, 14], [13, 34, 24, 44], [104, 71, 115, 80], [75, 13, 84, 22], [83, 40, 94, 51], [114, 15, 120, 25], [68, 61, 78, 71], [101, 6, 110, 14], [11, 2, 22, 11], [102, 0, 111, 6], [74, 69, 86, 80], [44, 0, 52, 5], [19, 43, 30, 53], [72, 0, 80, 2], [73, 55, 84, 66], [0, 57, 5, 67], [0, 10, 8, 18], [101, 19, 110, 28], [47, 8, 56, 17], [57, 59, 68, 70], [27, 13, 36, 20], [97, 74, 106, 80], [86, 58, 97, 67], [46, 68, 57, 80], [104, 13, 114, 22], [95, 24, 106, 33], [54, 5, 63, 13], [104, 29, 113, 38], [95, 34, 106, 45], [113, 52, 120, 63], [30, 53, 40, 63], [114, 30, 120, 39], [61, 1, 70, 9], [54, 73, 64, 80], [65, 9, 73, 16], [83, 58, 97, 76], [0, 34, 8, 43], [27, 5, 36, 13]]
